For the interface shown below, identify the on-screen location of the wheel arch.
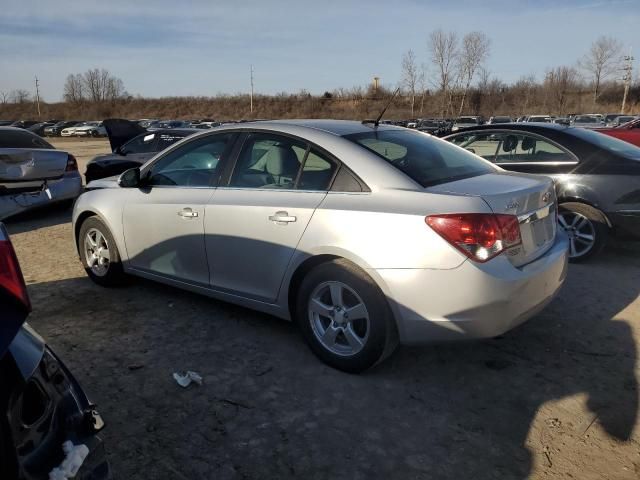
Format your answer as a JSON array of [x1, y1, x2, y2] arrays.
[[284, 251, 401, 330], [557, 197, 612, 228]]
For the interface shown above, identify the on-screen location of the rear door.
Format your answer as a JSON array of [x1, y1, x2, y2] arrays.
[[122, 132, 235, 286], [204, 132, 337, 302]]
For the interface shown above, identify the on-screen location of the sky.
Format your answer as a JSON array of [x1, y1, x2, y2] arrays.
[[1, 0, 639, 101]]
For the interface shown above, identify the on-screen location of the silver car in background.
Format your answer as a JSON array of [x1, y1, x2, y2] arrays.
[[0, 127, 82, 220], [72, 120, 569, 372]]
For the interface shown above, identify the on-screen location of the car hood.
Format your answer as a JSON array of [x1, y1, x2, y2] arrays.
[[103, 118, 147, 152], [86, 176, 120, 189]]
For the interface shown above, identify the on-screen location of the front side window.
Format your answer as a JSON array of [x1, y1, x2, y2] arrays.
[[146, 133, 232, 187], [346, 130, 495, 187]]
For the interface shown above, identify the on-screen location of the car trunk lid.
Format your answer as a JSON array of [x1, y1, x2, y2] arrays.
[[103, 118, 147, 152], [0, 149, 69, 183], [428, 172, 557, 267]]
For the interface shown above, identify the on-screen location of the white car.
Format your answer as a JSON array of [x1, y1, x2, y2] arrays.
[[60, 122, 89, 137], [74, 121, 107, 137]]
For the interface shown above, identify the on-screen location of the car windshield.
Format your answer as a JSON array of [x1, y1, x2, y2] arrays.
[[569, 128, 640, 159], [0, 129, 54, 149], [492, 117, 511, 123], [344, 129, 496, 187], [456, 117, 478, 124]]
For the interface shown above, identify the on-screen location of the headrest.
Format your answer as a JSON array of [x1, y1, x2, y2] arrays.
[[521, 137, 536, 151], [502, 135, 518, 152], [265, 146, 299, 176]]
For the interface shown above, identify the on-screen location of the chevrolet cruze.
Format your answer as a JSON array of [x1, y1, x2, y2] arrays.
[[72, 120, 569, 372]]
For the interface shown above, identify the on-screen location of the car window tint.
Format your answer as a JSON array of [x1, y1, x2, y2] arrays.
[[298, 150, 337, 191], [230, 134, 306, 189], [493, 133, 574, 163], [147, 133, 232, 187], [346, 130, 495, 188], [0, 129, 54, 149], [448, 133, 499, 161], [123, 133, 157, 154]]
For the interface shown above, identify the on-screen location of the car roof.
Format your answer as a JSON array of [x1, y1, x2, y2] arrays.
[[248, 119, 404, 136], [450, 123, 570, 134]]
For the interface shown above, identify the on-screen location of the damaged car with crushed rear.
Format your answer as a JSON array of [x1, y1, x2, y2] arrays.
[[73, 120, 569, 373]]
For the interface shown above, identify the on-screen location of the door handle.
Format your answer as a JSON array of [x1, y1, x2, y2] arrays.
[[178, 208, 199, 218], [269, 211, 297, 225]]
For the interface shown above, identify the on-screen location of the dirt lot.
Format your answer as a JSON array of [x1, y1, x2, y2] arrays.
[[4, 138, 640, 479]]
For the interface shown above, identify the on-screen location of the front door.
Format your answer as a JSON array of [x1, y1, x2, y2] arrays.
[[122, 133, 235, 286]]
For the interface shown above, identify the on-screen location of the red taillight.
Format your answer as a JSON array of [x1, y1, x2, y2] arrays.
[[0, 229, 31, 310], [426, 213, 522, 262], [65, 154, 78, 172]]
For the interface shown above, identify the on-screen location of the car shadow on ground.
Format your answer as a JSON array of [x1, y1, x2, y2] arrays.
[[22, 242, 639, 479], [3, 203, 72, 234]]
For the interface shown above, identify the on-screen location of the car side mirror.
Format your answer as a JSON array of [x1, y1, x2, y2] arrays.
[[118, 167, 141, 188]]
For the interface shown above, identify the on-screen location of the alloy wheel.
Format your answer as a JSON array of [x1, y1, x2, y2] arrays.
[[84, 228, 111, 277], [308, 281, 370, 356], [558, 211, 596, 258]]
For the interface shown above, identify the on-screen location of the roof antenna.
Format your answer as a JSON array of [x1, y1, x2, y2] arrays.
[[365, 87, 401, 127]]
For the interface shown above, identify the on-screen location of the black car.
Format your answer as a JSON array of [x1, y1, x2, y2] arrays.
[[84, 119, 198, 183], [445, 123, 640, 261], [416, 119, 450, 137], [9, 121, 39, 129], [0, 223, 109, 479], [26, 122, 55, 137], [44, 121, 82, 137]]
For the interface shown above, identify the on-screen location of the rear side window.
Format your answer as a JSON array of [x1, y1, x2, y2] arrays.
[[345, 130, 495, 187], [0, 129, 54, 149]]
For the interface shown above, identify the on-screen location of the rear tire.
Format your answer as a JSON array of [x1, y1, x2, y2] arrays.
[[296, 259, 398, 373], [78, 217, 126, 287], [558, 202, 608, 262]]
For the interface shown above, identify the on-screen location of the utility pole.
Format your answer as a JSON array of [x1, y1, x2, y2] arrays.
[[621, 53, 634, 114], [34, 76, 41, 119], [250, 65, 254, 114]]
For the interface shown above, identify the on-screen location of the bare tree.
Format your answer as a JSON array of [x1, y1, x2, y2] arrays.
[[512, 75, 537, 113], [545, 66, 579, 115], [401, 50, 420, 116], [418, 63, 428, 114], [457, 31, 490, 115], [0, 92, 8, 104], [81, 68, 125, 102], [580, 36, 623, 103], [428, 29, 458, 116], [10, 89, 31, 104], [63, 74, 85, 103]]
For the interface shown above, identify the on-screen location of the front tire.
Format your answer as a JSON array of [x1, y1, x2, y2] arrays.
[[78, 217, 126, 287], [296, 259, 398, 373], [558, 202, 608, 262]]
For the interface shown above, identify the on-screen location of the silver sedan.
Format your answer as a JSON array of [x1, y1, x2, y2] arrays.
[[72, 120, 569, 372]]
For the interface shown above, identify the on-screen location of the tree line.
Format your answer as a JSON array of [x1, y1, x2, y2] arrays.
[[400, 31, 632, 117], [0, 33, 638, 121]]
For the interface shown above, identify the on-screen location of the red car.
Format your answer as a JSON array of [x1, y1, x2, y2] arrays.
[[596, 117, 640, 147]]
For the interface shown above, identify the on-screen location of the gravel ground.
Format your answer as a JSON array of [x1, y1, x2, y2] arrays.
[[4, 138, 640, 479]]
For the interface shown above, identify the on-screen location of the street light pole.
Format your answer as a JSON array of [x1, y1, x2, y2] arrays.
[[250, 65, 254, 114]]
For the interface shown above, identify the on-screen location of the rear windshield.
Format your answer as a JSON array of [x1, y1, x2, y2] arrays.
[[0, 129, 54, 149], [569, 128, 640, 159], [457, 117, 479, 124], [344, 129, 496, 187]]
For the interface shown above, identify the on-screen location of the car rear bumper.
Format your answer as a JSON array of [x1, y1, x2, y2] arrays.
[[2, 326, 110, 479], [377, 232, 569, 344], [0, 173, 82, 220]]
